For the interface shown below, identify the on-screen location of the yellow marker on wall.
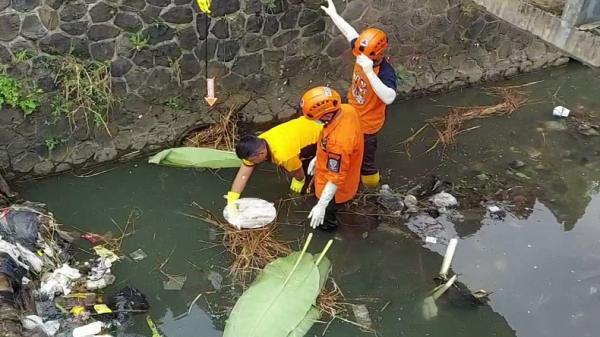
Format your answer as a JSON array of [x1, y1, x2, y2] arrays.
[[196, 0, 211, 14]]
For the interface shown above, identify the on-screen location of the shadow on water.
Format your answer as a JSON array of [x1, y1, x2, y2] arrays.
[[16, 63, 600, 337]]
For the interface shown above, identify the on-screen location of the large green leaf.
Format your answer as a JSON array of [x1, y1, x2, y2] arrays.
[[287, 307, 321, 337], [223, 252, 322, 337], [148, 147, 241, 169]]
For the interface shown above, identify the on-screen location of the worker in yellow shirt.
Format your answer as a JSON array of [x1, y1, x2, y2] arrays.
[[225, 116, 323, 207]]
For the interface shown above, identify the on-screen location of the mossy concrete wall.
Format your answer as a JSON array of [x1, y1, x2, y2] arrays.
[[0, 0, 568, 180]]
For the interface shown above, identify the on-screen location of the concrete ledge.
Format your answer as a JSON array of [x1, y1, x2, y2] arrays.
[[474, 0, 600, 66]]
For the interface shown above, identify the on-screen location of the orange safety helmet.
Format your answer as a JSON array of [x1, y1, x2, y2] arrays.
[[352, 28, 388, 61], [300, 86, 342, 120]]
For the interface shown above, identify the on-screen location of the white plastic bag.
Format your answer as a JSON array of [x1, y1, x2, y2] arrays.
[[223, 198, 277, 229]]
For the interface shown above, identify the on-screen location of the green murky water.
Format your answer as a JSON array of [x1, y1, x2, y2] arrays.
[[17, 63, 600, 337]]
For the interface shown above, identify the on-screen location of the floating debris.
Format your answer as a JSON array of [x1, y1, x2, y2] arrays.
[[351, 304, 373, 330], [163, 275, 187, 291], [431, 192, 458, 208], [208, 271, 223, 291], [439, 238, 458, 280], [130, 249, 148, 262]]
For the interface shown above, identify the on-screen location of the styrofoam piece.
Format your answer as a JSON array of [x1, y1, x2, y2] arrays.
[[553, 106, 570, 117], [425, 236, 437, 244], [223, 198, 277, 229], [73, 321, 104, 337]]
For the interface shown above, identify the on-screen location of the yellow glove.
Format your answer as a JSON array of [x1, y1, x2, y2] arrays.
[[290, 177, 305, 194], [225, 191, 240, 204]]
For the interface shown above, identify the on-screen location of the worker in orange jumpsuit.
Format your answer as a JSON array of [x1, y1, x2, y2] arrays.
[[322, 0, 397, 188], [301, 86, 364, 231]]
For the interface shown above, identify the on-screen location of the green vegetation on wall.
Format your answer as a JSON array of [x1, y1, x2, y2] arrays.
[[0, 73, 40, 116]]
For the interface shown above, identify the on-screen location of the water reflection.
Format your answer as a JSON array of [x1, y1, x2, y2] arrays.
[[15, 64, 600, 337]]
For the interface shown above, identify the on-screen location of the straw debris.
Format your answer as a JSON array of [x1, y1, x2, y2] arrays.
[[191, 203, 290, 285], [428, 87, 526, 147], [183, 107, 238, 151]]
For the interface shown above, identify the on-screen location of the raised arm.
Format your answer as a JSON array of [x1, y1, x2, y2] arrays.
[[321, 0, 359, 42]]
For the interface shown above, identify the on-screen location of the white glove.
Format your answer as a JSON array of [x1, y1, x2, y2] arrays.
[[308, 203, 327, 229], [307, 157, 317, 176], [307, 182, 337, 229], [357, 54, 374, 75], [320, 0, 337, 17]]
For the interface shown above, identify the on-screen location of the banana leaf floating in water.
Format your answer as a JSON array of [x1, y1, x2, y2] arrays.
[[148, 147, 241, 169], [224, 234, 333, 337]]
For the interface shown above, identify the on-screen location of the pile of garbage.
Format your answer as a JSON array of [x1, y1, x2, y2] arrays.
[[0, 202, 150, 337]]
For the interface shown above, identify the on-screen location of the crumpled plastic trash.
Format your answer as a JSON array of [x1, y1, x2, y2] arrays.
[[430, 192, 458, 208], [207, 271, 223, 290], [377, 185, 404, 212], [223, 198, 276, 229], [351, 304, 372, 329], [93, 246, 120, 263], [39, 264, 81, 299], [109, 286, 150, 326], [0, 237, 44, 272], [86, 258, 116, 290], [0, 202, 45, 250], [21, 315, 60, 336], [130, 249, 147, 261]]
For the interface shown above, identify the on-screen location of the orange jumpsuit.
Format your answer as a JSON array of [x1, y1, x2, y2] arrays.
[[314, 104, 364, 204]]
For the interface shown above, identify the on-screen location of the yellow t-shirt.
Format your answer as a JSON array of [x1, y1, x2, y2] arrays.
[[258, 117, 322, 172]]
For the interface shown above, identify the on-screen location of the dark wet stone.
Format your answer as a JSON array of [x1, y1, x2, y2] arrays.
[[178, 26, 198, 50], [244, 0, 261, 14], [12, 152, 39, 173], [36, 73, 57, 92], [88, 24, 120, 41], [125, 68, 148, 90], [33, 160, 55, 175], [509, 160, 526, 169], [0, 14, 21, 41], [175, 0, 191, 4], [111, 57, 133, 77], [116, 34, 134, 58], [90, 40, 116, 61], [153, 42, 181, 66], [13, 0, 40, 12], [194, 38, 217, 61], [141, 5, 162, 24], [0, 45, 12, 64], [45, 0, 62, 9], [220, 72, 242, 91], [229, 14, 245, 39], [196, 14, 210, 39], [121, 0, 145, 11], [133, 49, 154, 68], [244, 73, 269, 94], [39, 33, 71, 54], [302, 18, 325, 36], [243, 34, 266, 52], [302, 33, 325, 53], [342, 0, 368, 21], [263, 49, 284, 62], [326, 35, 348, 58], [272, 30, 298, 47], [38, 7, 59, 30], [90, 2, 117, 23], [93, 148, 118, 163], [211, 0, 240, 17], [60, 1, 87, 22], [179, 53, 201, 80], [114, 12, 143, 32], [211, 19, 229, 39], [147, 0, 170, 7], [280, 7, 300, 29], [60, 21, 88, 36], [70, 36, 90, 58], [144, 23, 175, 45], [246, 15, 263, 33], [161, 6, 193, 24], [216, 39, 240, 62], [111, 77, 128, 97], [263, 15, 278, 36], [21, 14, 48, 40], [232, 53, 262, 77], [145, 67, 172, 89], [70, 142, 97, 165], [298, 9, 319, 27]]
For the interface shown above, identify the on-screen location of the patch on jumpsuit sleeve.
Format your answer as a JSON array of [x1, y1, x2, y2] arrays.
[[327, 153, 341, 173]]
